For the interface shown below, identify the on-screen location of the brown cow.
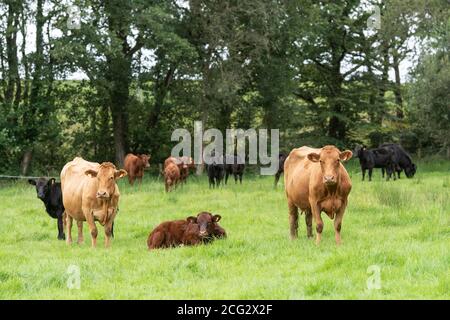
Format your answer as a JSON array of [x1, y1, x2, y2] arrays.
[[284, 145, 352, 245], [179, 156, 195, 183], [124, 153, 151, 185], [60, 157, 127, 247], [147, 212, 221, 250], [164, 162, 180, 192], [164, 156, 194, 183]]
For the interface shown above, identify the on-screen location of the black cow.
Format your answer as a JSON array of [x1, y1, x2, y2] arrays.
[[206, 155, 224, 188], [224, 155, 245, 185], [28, 178, 65, 240], [274, 153, 287, 188], [354, 146, 396, 181], [379, 143, 417, 178]]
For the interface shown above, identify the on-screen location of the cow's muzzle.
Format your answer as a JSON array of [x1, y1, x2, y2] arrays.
[[96, 191, 110, 199], [323, 176, 337, 186]]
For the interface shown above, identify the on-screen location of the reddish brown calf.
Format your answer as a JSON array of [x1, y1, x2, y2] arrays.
[[147, 212, 221, 250]]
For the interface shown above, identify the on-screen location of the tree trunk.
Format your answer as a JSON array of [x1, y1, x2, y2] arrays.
[[111, 109, 127, 167], [5, 2, 20, 106], [21, 149, 33, 175], [393, 54, 404, 119], [21, 0, 44, 175]]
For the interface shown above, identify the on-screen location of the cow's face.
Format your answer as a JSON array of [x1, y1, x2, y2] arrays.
[[139, 154, 151, 168], [308, 146, 352, 186], [85, 162, 127, 199], [405, 163, 416, 178], [187, 212, 221, 238], [354, 145, 366, 158], [28, 178, 54, 200]]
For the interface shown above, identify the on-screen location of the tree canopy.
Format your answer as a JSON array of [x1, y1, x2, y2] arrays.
[[0, 0, 448, 174]]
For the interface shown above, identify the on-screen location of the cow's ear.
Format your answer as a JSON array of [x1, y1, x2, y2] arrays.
[[28, 179, 36, 185], [339, 150, 353, 162], [85, 169, 98, 178], [307, 153, 320, 163], [186, 216, 197, 224], [212, 214, 221, 222], [47, 178, 56, 186], [114, 169, 127, 179]]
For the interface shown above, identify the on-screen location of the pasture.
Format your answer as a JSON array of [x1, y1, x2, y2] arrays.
[[0, 160, 448, 299]]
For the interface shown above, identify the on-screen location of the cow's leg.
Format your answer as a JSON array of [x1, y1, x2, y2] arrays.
[[57, 213, 65, 240], [85, 212, 98, 248], [305, 209, 313, 238], [368, 168, 373, 181], [362, 168, 366, 181], [334, 202, 347, 245], [225, 172, 229, 185], [209, 177, 214, 189], [104, 225, 113, 248], [234, 173, 238, 184], [66, 215, 73, 245], [77, 221, 84, 244], [288, 202, 299, 240], [381, 168, 385, 179], [239, 173, 243, 184], [311, 203, 323, 245], [111, 222, 114, 238]]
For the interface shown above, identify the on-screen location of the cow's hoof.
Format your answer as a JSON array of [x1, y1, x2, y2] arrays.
[[58, 235, 66, 240]]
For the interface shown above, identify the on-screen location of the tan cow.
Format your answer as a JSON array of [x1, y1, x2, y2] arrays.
[[60, 157, 127, 247], [284, 145, 352, 245]]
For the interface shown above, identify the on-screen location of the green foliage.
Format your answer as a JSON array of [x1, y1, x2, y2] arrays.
[[0, 0, 448, 174]]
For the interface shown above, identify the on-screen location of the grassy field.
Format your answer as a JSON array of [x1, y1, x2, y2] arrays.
[[0, 159, 449, 299]]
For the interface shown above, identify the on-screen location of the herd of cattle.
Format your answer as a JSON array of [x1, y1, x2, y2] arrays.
[[27, 143, 416, 248]]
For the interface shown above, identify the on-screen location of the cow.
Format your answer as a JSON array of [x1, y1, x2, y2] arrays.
[[147, 212, 222, 250], [164, 156, 189, 183], [179, 156, 195, 183], [284, 145, 352, 245], [354, 145, 396, 181], [60, 157, 127, 248], [28, 177, 66, 240], [379, 143, 417, 179], [206, 156, 224, 188], [164, 162, 180, 192], [124, 153, 151, 185], [224, 155, 245, 185], [274, 153, 287, 188]]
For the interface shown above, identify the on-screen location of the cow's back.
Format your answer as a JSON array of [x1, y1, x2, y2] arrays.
[[60, 157, 99, 219], [124, 153, 137, 173], [284, 146, 321, 210]]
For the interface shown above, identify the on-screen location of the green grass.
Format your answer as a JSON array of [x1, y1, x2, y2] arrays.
[[0, 160, 449, 299]]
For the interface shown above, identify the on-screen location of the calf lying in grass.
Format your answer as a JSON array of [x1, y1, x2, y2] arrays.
[[147, 212, 225, 250]]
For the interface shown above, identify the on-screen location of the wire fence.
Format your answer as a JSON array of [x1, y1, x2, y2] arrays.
[[0, 175, 58, 180]]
